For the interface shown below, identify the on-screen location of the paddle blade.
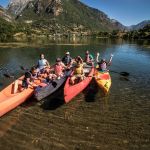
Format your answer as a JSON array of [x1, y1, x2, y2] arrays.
[[120, 72, 129, 76], [20, 66, 26, 70], [3, 73, 14, 78], [20, 66, 29, 71], [52, 81, 57, 88]]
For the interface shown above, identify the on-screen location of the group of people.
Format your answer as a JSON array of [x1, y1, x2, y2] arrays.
[[13, 51, 113, 93]]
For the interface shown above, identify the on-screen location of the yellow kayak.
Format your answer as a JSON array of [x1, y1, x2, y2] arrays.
[[94, 69, 111, 94]]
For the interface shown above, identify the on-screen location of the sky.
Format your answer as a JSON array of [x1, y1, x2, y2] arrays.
[[0, 0, 9, 8], [0, 0, 150, 26], [80, 0, 150, 26]]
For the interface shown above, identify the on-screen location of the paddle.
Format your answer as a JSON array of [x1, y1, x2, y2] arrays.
[[2, 67, 15, 79], [20, 66, 29, 71], [3, 73, 15, 78], [3, 65, 30, 79], [51, 81, 57, 88], [3, 65, 29, 79]]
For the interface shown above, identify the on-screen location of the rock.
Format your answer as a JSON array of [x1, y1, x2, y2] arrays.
[[0, 5, 12, 22]]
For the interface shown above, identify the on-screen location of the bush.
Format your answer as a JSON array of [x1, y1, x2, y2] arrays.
[[0, 18, 15, 41]]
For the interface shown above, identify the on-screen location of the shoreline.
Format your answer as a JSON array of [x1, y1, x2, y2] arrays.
[[0, 42, 88, 48]]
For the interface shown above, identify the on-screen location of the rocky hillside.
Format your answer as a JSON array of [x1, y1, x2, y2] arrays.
[[7, 0, 125, 32], [0, 5, 12, 22], [129, 20, 150, 30]]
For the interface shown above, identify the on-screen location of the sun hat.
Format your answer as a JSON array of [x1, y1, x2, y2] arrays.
[[66, 52, 70, 55]]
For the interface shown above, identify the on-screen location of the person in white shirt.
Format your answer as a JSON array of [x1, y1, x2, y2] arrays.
[[37, 54, 50, 71]]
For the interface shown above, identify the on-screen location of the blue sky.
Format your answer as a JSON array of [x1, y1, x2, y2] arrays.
[[80, 0, 150, 26], [0, 0, 150, 26], [0, 0, 9, 8]]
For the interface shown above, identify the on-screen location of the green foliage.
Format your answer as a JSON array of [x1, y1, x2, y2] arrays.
[[57, 0, 114, 31], [0, 18, 15, 41], [96, 31, 110, 37], [0, 18, 33, 42], [123, 24, 150, 39], [15, 0, 121, 32], [110, 30, 119, 38]]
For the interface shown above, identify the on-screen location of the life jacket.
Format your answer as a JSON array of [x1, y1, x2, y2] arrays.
[[54, 64, 63, 76], [74, 63, 83, 75], [38, 59, 47, 70]]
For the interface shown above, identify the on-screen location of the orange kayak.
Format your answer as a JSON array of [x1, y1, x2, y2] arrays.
[[94, 69, 111, 94], [0, 76, 41, 117], [64, 67, 94, 103]]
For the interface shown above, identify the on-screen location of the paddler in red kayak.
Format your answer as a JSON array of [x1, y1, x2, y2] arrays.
[[96, 52, 113, 72], [70, 56, 85, 85]]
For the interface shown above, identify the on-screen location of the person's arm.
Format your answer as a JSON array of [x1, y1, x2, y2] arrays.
[[62, 56, 65, 62], [69, 57, 72, 64], [107, 54, 114, 66], [61, 62, 67, 69], [36, 60, 39, 68], [26, 78, 33, 86], [89, 55, 94, 61], [96, 52, 100, 63], [49, 65, 54, 72], [78, 56, 83, 63], [46, 60, 50, 68]]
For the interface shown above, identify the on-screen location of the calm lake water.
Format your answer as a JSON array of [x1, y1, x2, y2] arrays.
[[0, 38, 150, 150]]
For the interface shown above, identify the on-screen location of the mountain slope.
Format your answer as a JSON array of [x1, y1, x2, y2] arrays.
[[7, 0, 125, 32], [129, 20, 150, 30], [0, 5, 12, 22]]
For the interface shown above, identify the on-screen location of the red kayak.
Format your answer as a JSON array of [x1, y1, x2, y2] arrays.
[[64, 66, 94, 103]]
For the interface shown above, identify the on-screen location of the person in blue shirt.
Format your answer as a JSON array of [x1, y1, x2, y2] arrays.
[[37, 54, 50, 71]]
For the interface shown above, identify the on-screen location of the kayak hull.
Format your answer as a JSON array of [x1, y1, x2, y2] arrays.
[[0, 76, 40, 117], [94, 69, 111, 94], [34, 70, 72, 101], [64, 67, 94, 103]]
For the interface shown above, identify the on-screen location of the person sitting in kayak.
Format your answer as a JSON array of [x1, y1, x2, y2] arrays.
[[13, 67, 40, 94], [22, 66, 40, 89], [96, 52, 113, 72], [52, 58, 66, 79], [70, 56, 85, 85], [37, 54, 50, 72], [84, 50, 94, 65], [62, 51, 72, 66]]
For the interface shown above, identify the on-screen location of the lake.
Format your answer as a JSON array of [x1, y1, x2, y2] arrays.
[[0, 38, 150, 150]]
